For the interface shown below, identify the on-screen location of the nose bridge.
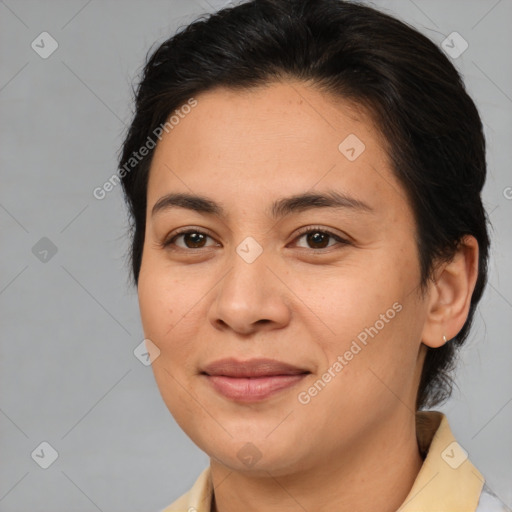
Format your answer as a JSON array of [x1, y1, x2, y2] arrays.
[[209, 236, 290, 333], [231, 238, 268, 296]]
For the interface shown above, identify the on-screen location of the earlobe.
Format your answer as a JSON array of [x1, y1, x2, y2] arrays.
[[421, 235, 479, 349]]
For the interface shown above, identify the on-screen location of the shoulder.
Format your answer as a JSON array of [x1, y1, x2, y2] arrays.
[[158, 467, 212, 512]]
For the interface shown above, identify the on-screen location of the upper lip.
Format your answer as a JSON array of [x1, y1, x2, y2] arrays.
[[201, 358, 310, 378]]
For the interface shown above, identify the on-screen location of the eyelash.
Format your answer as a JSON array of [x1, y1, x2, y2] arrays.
[[161, 226, 350, 252]]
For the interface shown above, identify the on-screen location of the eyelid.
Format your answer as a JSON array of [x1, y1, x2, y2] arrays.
[[161, 226, 219, 249], [290, 225, 350, 248]]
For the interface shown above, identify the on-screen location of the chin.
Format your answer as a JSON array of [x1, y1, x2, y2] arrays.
[[195, 429, 309, 475]]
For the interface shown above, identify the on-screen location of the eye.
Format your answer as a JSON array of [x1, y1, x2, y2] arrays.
[[161, 226, 349, 251], [292, 227, 349, 250], [162, 229, 219, 250]]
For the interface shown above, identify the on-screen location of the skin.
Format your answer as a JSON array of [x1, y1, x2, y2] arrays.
[[137, 81, 479, 512]]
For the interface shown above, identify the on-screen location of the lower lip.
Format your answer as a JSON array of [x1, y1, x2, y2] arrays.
[[204, 374, 308, 402]]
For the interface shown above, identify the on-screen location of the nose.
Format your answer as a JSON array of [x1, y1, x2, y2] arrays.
[[207, 245, 292, 335]]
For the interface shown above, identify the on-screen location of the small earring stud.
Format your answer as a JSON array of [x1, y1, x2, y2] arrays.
[[443, 334, 447, 343]]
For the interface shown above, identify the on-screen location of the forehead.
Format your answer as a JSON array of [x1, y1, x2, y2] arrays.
[[146, 81, 410, 219]]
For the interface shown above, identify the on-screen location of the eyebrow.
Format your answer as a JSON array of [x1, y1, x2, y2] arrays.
[[151, 190, 374, 219]]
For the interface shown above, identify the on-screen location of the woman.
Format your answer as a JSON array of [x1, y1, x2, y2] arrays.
[[118, 0, 504, 510]]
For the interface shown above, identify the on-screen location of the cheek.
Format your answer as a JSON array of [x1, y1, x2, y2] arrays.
[[137, 254, 193, 340], [137, 265, 203, 424], [294, 263, 397, 342], [137, 260, 207, 373], [137, 272, 171, 342], [294, 259, 421, 401]]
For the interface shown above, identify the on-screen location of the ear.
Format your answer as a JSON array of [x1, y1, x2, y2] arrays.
[[421, 235, 479, 348]]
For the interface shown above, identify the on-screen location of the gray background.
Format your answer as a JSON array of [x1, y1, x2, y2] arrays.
[[1, 0, 511, 510]]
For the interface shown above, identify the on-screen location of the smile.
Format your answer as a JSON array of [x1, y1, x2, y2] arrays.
[[204, 374, 309, 402]]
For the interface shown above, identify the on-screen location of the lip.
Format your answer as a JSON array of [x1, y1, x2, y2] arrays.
[[201, 358, 310, 402], [202, 357, 309, 378]]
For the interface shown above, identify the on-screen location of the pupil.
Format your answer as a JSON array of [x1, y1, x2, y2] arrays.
[[308, 232, 328, 248], [186, 233, 205, 248]]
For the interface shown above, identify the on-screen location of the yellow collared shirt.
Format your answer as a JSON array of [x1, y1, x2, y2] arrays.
[[161, 411, 507, 511]]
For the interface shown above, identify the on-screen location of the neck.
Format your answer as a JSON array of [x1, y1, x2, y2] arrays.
[[210, 411, 423, 512]]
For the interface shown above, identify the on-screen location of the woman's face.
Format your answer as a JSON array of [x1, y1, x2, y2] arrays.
[[138, 81, 430, 475]]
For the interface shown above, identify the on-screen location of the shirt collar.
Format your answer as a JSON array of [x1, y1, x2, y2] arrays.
[[399, 411, 484, 511], [163, 411, 485, 512]]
